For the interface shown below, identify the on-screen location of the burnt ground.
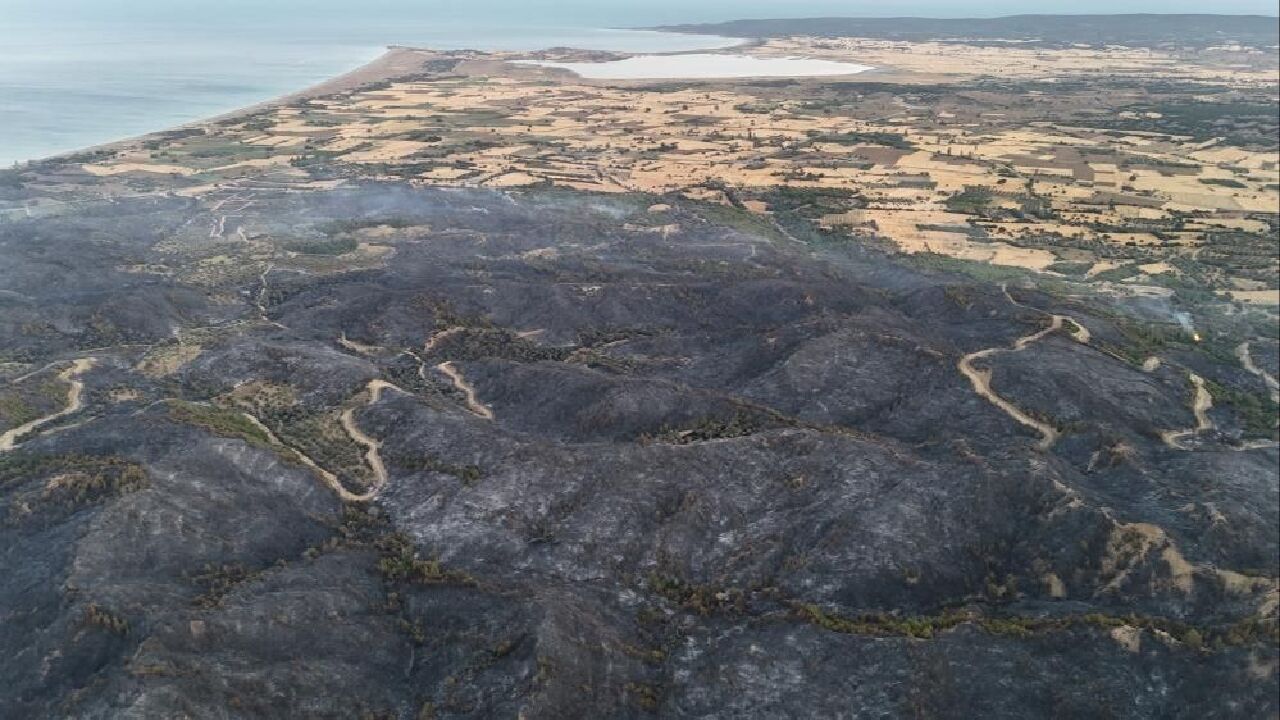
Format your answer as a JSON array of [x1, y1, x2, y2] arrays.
[[0, 183, 1275, 719]]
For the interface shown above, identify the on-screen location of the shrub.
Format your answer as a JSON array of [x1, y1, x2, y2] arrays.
[[375, 533, 475, 586], [946, 186, 995, 214], [83, 603, 130, 635], [168, 401, 273, 448]]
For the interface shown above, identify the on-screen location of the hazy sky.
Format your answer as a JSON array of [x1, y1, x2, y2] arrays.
[[5, 0, 1279, 25]]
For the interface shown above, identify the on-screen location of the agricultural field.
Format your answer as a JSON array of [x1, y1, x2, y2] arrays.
[[45, 34, 1279, 316], [0, 18, 1276, 719]]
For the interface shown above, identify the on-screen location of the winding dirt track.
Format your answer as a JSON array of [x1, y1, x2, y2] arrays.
[[254, 263, 287, 330], [338, 333, 383, 356], [403, 350, 429, 382], [1160, 373, 1214, 450], [0, 358, 96, 452], [958, 321, 1065, 451], [340, 380, 392, 491], [422, 327, 464, 354], [436, 362, 495, 420], [1189, 374, 1214, 432], [1237, 342, 1280, 405], [956, 285, 1090, 451], [236, 413, 367, 502], [241, 379, 395, 503]]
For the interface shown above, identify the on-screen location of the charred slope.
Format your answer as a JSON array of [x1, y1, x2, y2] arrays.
[[0, 185, 1275, 719]]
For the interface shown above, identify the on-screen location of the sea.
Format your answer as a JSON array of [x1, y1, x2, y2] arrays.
[[1, 0, 1268, 166]]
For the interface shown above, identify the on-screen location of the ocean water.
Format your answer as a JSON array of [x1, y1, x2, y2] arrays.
[[0, 7, 743, 166], [3, 0, 1276, 166]]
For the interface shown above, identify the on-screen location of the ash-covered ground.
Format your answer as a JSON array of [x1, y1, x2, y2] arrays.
[[0, 183, 1275, 718]]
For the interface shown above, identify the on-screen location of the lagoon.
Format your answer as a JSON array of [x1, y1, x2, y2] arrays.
[[0, 6, 740, 167]]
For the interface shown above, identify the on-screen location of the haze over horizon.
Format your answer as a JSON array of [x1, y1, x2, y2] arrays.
[[2, 0, 1276, 167], [3, 0, 1279, 25], [1, 2, 1277, 717]]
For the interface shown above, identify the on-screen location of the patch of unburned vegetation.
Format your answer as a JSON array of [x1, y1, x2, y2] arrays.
[[190, 562, 266, 608], [0, 453, 148, 508], [807, 130, 915, 150], [221, 381, 372, 488], [82, 603, 130, 635], [0, 379, 67, 432], [376, 532, 476, 587], [641, 412, 773, 445], [795, 603, 1276, 650], [1203, 378, 1279, 438], [423, 327, 572, 364], [283, 236, 358, 256], [167, 400, 273, 448], [388, 452, 484, 485], [946, 186, 995, 214], [137, 343, 204, 377]]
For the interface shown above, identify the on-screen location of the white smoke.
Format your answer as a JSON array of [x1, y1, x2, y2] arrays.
[[1173, 311, 1200, 342]]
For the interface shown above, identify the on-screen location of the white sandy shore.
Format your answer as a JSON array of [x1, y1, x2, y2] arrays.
[[515, 53, 873, 79]]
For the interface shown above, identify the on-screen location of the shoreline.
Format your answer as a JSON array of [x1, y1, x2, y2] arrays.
[[30, 37, 907, 169], [19, 31, 747, 170], [33, 46, 424, 167]]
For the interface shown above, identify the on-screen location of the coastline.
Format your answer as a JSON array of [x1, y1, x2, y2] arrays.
[[17, 30, 745, 170], [34, 47, 424, 166], [31, 37, 912, 169], [31, 41, 827, 166]]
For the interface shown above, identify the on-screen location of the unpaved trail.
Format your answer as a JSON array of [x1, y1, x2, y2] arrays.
[[240, 379, 398, 503], [957, 286, 1091, 451], [255, 263, 273, 317], [0, 358, 96, 452], [205, 192, 256, 239], [7, 360, 64, 386], [436, 362, 494, 420], [254, 263, 286, 329], [1061, 318, 1090, 344], [1161, 373, 1214, 450], [208, 192, 245, 213], [1002, 283, 1091, 344], [1233, 439, 1280, 451], [235, 412, 365, 502], [959, 323, 1062, 451], [338, 333, 383, 356], [769, 215, 805, 245], [340, 380, 393, 492], [423, 327, 464, 354], [403, 350, 429, 382], [1237, 342, 1279, 404], [1189, 373, 1213, 432]]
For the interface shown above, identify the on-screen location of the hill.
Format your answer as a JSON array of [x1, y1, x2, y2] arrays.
[[654, 14, 1280, 49]]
